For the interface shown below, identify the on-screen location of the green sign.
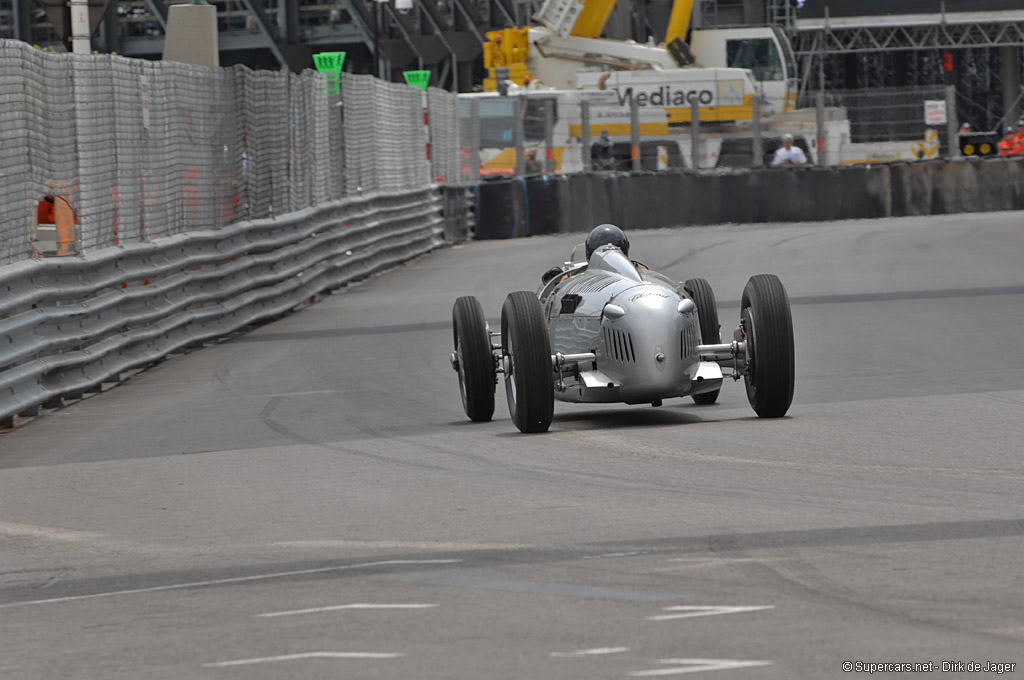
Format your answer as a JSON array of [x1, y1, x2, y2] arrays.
[[403, 70, 431, 91], [314, 52, 346, 94], [313, 51, 346, 74]]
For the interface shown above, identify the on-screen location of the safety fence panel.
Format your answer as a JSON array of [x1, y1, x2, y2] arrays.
[[341, 73, 430, 194], [0, 42, 35, 264], [109, 56, 146, 245], [425, 89, 481, 186], [457, 98, 481, 185], [71, 53, 120, 252], [241, 67, 291, 220], [0, 188, 446, 426], [428, 86, 458, 184], [0, 40, 439, 266], [4, 47, 80, 263]]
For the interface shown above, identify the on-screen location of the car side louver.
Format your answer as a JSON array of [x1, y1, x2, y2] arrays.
[[603, 327, 635, 363], [681, 323, 698, 359]]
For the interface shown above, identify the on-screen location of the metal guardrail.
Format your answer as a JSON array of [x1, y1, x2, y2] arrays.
[[0, 187, 445, 427]]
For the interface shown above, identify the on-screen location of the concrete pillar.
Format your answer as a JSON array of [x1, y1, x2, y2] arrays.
[[606, 0, 632, 41], [163, 4, 220, 67], [633, 0, 648, 43], [893, 51, 909, 87], [100, 0, 119, 55], [458, 60, 473, 94], [11, 0, 33, 42], [70, 0, 91, 54], [1001, 46, 1021, 130], [283, 0, 299, 43], [743, 0, 764, 24]]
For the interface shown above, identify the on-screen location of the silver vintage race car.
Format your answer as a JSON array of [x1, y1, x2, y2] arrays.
[[450, 225, 795, 433]]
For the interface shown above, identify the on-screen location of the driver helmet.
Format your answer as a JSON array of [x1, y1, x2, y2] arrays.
[[585, 224, 630, 260], [589, 223, 626, 260]]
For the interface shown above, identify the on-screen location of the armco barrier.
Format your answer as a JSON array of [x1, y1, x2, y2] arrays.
[[474, 157, 1024, 239], [0, 187, 448, 427]]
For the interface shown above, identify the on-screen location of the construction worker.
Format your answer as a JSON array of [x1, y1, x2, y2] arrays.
[[37, 195, 56, 225], [998, 120, 1024, 157], [37, 193, 78, 256]]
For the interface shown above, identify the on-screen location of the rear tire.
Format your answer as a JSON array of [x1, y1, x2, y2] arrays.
[[684, 278, 721, 405], [740, 274, 795, 418], [452, 296, 495, 422], [501, 291, 554, 433]]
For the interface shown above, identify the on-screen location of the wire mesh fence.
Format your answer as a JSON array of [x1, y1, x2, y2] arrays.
[[0, 39, 453, 266], [5, 35, 996, 267], [825, 85, 949, 144]]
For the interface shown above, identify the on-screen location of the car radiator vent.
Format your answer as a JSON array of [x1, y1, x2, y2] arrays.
[[568, 273, 618, 295], [681, 322, 698, 359], [603, 327, 635, 363]]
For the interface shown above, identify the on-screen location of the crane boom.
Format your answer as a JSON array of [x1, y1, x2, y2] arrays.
[[665, 0, 695, 45], [537, 0, 697, 43], [570, 0, 618, 38]]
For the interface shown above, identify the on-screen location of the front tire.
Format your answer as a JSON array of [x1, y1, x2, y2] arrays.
[[684, 278, 721, 405], [501, 291, 554, 433], [740, 274, 795, 418], [452, 296, 495, 422]]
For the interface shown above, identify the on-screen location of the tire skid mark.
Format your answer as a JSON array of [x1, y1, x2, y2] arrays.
[[711, 543, 1021, 644]]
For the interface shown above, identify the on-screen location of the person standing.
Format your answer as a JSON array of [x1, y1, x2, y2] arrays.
[[772, 133, 807, 167], [595, 130, 613, 170], [524, 149, 543, 174]]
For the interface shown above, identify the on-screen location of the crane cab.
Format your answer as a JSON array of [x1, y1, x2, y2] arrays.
[[689, 26, 798, 114]]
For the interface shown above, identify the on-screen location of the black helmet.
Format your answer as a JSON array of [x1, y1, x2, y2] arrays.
[[585, 224, 629, 260]]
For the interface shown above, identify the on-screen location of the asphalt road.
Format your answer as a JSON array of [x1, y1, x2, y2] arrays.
[[1, 212, 1022, 679]]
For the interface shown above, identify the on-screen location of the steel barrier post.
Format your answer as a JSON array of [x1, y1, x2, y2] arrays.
[[752, 95, 764, 168], [816, 90, 827, 166], [513, 96, 525, 176], [630, 98, 641, 172], [469, 97, 480, 183], [946, 85, 960, 159], [691, 98, 700, 170], [581, 99, 592, 172], [544, 99, 555, 174]]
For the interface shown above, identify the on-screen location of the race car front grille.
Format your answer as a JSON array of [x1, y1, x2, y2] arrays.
[[567, 273, 618, 295], [681, 322, 698, 359], [603, 327, 635, 363]]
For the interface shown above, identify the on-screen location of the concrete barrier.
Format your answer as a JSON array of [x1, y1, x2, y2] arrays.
[[473, 157, 1024, 239]]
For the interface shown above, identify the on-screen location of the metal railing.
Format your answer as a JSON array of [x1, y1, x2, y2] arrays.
[[0, 41, 482, 427], [0, 188, 446, 425]]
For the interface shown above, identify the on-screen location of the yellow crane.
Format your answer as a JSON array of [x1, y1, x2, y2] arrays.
[[483, 0, 798, 121]]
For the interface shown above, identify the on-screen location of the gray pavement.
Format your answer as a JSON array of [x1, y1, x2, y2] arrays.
[[0, 212, 1022, 679]]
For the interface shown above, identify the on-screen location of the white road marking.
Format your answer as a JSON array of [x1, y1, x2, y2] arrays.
[[0, 521, 106, 543], [0, 559, 461, 610], [262, 390, 337, 397], [550, 647, 629, 657], [258, 603, 436, 618], [273, 539, 534, 550], [582, 552, 641, 559], [203, 652, 403, 667], [667, 557, 792, 564], [630, 659, 773, 676], [985, 625, 1024, 636], [647, 605, 774, 621]]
